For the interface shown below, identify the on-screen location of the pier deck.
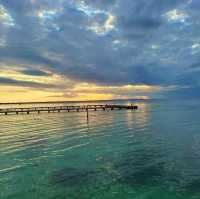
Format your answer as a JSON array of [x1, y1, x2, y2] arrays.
[[0, 104, 138, 115]]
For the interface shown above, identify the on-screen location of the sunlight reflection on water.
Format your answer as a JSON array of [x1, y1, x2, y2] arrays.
[[1, 100, 200, 199]]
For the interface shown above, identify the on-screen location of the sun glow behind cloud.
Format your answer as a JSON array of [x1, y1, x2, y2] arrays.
[[0, 67, 175, 102], [0, 5, 14, 26], [0, 84, 153, 102], [164, 9, 189, 23], [88, 13, 116, 35]]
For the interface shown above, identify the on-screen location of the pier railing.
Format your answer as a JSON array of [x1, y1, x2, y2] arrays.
[[0, 104, 138, 115]]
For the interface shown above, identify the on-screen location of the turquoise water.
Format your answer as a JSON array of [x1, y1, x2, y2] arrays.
[[1, 100, 200, 199]]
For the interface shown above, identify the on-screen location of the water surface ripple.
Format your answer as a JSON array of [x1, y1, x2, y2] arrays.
[[1, 100, 200, 199]]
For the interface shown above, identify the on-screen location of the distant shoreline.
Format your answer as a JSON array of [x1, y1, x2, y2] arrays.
[[0, 98, 154, 105]]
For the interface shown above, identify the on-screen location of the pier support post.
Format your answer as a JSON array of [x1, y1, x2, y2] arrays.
[[86, 108, 89, 123], [133, 106, 138, 110]]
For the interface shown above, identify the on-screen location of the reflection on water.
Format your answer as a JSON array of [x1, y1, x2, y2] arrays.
[[1, 100, 200, 199], [126, 102, 149, 131]]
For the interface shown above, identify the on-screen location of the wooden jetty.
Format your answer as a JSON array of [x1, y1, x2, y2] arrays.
[[0, 104, 138, 115]]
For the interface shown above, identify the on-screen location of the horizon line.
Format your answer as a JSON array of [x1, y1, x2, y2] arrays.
[[0, 98, 154, 105]]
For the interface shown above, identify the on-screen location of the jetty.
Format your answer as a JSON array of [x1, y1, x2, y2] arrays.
[[0, 104, 138, 115]]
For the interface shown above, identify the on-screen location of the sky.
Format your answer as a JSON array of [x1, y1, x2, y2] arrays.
[[0, 0, 200, 102]]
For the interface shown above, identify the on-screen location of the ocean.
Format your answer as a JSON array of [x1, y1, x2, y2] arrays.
[[0, 99, 200, 199]]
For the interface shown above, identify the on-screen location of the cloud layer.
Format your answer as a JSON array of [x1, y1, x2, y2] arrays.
[[0, 0, 200, 101]]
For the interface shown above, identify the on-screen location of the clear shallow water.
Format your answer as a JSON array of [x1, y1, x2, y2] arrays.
[[0, 100, 200, 199]]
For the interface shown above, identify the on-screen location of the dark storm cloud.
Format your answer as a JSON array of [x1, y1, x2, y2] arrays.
[[21, 69, 51, 76], [0, 46, 58, 67], [0, 77, 55, 89], [0, 0, 200, 96], [189, 62, 200, 68]]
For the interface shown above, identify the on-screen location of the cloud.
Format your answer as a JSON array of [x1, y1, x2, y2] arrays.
[[0, 0, 200, 100], [0, 4, 14, 26], [21, 69, 51, 76], [190, 62, 200, 68], [166, 86, 200, 99], [0, 77, 55, 89]]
